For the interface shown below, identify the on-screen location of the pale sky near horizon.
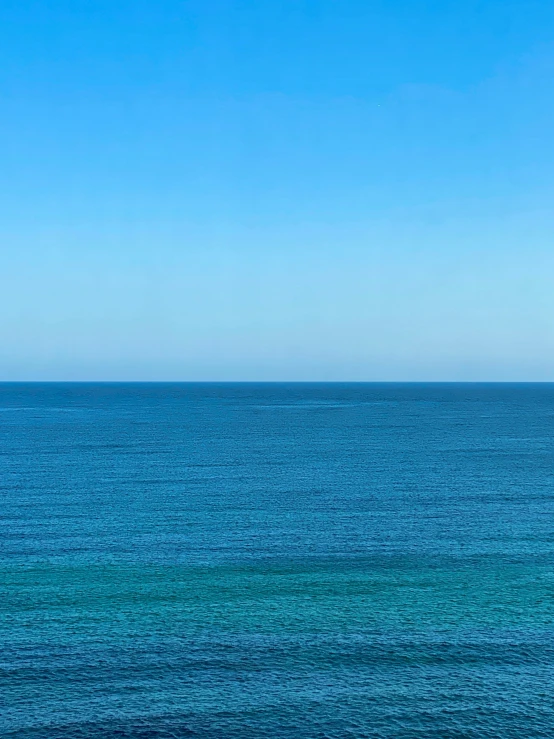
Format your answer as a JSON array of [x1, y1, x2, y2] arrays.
[[2, 0, 554, 381]]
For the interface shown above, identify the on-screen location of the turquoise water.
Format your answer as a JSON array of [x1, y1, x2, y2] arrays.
[[2, 383, 554, 737]]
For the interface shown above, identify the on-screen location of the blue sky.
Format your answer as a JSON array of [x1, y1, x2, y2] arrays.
[[2, 0, 554, 380]]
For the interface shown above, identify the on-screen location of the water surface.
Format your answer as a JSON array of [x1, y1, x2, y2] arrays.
[[2, 383, 554, 737]]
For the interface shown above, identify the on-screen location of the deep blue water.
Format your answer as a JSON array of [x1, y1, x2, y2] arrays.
[[2, 383, 554, 738]]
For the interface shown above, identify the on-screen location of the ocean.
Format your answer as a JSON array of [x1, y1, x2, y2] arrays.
[[2, 383, 554, 738]]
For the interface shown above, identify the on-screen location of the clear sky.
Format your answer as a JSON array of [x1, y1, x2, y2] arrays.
[[2, 0, 554, 381]]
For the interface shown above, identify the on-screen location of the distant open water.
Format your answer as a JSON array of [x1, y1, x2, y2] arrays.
[[2, 383, 554, 738]]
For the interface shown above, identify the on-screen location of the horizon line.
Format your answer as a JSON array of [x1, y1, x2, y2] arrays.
[[1, 380, 554, 385]]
